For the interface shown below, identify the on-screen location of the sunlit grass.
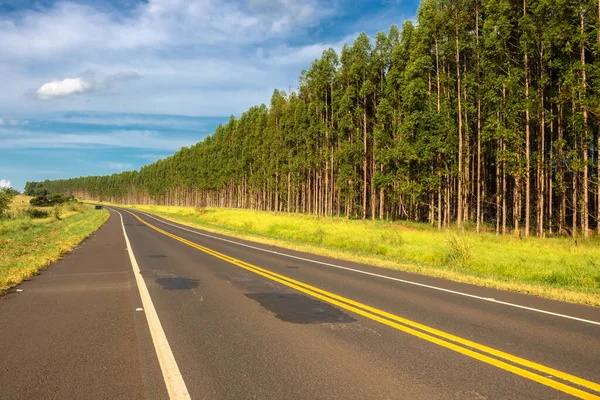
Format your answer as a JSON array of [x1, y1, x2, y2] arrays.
[[0, 200, 108, 293], [9, 195, 33, 212], [101, 202, 600, 306]]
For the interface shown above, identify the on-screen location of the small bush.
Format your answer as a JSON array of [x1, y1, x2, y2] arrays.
[[195, 206, 206, 215], [242, 220, 255, 231], [445, 235, 472, 268], [53, 205, 63, 220], [67, 202, 82, 212], [0, 193, 11, 218], [24, 208, 49, 219], [20, 220, 33, 231], [314, 226, 326, 244], [381, 231, 403, 246]]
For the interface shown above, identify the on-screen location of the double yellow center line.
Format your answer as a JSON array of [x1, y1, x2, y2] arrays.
[[126, 210, 600, 399]]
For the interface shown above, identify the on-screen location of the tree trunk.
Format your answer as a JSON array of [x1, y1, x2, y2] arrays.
[[538, 46, 545, 238], [524, 0, 531, 237], [581, 9, 589, 238], [455, 15, 463, 230], [363, 102, 368, 220]]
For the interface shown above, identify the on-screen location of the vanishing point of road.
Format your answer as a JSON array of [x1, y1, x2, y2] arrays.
[[1, 207, 599, 399]]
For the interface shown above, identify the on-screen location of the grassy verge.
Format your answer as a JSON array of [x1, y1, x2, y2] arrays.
[[0, 199, 109, 293], [99, 202, 600, 307]]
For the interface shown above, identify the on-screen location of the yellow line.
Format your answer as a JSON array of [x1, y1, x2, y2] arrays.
[[125, 209, 600, 400]]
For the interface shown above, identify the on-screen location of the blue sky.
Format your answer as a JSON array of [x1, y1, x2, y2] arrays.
[[0, 0, 419, 191]]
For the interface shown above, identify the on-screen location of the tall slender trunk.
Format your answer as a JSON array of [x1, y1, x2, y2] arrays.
[[435, 35, 443, 231], [538, 44, 545, 238], [524, 0, 531, 237], [597, 0, 600, 236], [573, 172, 578, 238], [496, 136, 501, 234], [502, 140, 507, 235], [363, 98, 368, 220], [455, 15, 463, 229], [549, 119, 554, 234], [558, 102, 566, 233], [581, 9, 589, 238], [476, 84, 482, 231]]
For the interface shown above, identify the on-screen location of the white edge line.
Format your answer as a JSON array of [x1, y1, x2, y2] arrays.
[[112, 208, 191, 399], [125, 207, 600, 327]]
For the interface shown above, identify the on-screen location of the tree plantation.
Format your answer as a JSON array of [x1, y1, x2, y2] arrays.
[[38, 0, 600, 238]]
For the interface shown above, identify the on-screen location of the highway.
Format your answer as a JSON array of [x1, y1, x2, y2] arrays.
[[1, 207, 599, 399]]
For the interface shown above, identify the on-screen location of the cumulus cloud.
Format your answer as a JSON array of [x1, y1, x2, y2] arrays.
[[0, 179, 11, 188], [36, 72, 141, 100], [36, 77, 93, 100]]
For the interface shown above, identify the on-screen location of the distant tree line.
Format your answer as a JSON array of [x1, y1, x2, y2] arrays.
[[38, 0, 600, 238]]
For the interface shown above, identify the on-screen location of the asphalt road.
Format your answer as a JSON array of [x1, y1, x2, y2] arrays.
[[1, 207, 599, 399]]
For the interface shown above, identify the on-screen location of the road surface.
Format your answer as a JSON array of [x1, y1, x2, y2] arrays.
[[1, 207, 599, 399]]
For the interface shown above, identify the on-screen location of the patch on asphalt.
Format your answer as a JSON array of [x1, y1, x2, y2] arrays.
[[155, 277, 199, 290], [246, 293, 356, 324]]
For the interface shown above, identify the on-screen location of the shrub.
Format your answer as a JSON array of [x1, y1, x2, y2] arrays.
[[445, 235, 472, 268], [67, 202, 83, 212], [24, 207, 49, 219], [20, 220, 33, 231], [194, 206, 206, 215], [53, 205, 63, 220], [314, 226, 326, 244], [30, 194, 72, 207], [30, 196, 50, 207], [0, 193, 11, 218]]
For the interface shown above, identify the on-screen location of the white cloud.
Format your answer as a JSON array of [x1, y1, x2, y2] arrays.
[[0, 127, 197, 151], [105, 161, 134, 170], [35, 72, 141, 100], [36, 77, 93, 100], [0, 0, 329, 59], [0, 0, 358, 115], [0, 179, 11, 188]]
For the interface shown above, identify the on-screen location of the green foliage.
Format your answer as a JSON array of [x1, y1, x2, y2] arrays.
[[445, 235, 472, 268], [0, 194, 10, 219], [24, 208, 49, 219], [2, 187, 20, 196], [30, 194, 72, 207], [53, 205, 63, 220], [0, 188, 18, 218]]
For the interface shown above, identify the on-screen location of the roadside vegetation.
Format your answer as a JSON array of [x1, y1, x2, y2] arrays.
[[0, 192, 108, 293], [104, 204, 600, 307]]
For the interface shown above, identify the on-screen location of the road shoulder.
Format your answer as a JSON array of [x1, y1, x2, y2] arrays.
[[0, 210, 166, 400]]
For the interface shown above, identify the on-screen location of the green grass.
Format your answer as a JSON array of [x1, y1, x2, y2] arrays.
[[99, 202, 600, 307], [0, 200, 109, 293]]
